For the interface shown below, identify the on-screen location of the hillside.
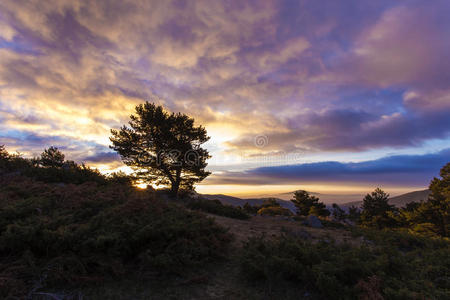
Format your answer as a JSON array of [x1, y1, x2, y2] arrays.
[[0, 175, 232, 299], [265, 190, 364, 203], [201, 194, 296, 211], [1, 150, 448, 299], [342, 189, 431, 208], [1, 174, 448, 299], [202, 189, 432, 211]]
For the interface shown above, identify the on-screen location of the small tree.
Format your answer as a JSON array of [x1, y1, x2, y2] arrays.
[[331, 203, 347, 221], [243, 202, 259, 215], [258, 206, 293, 216], [291, 190, 329, 216], [361, 188, 397, 228], [410, 162, 450, 236], [40, 146, 65, 168], [261, 198, 281, 208], [0, 145, 8, 160], [309, 203, 330, 217], [110, 102, 211, 197], [348, 205, 361, 222]]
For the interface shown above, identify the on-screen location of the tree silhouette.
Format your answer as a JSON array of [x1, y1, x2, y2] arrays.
[[0, 145, 8, 160], [360, 188, 396, 228], [331, 203, 347, 221], [110, 102, 211, 196], [413, 162, 450, 236], [291, 190, 329, 216], [348, 205, 361, 222], [41, 146, 65, 168]]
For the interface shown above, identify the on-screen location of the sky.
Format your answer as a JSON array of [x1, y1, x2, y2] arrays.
[[0, 0, 449, 200]]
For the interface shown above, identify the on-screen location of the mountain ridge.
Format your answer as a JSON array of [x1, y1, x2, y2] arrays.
[[200, 189, 431, 210]]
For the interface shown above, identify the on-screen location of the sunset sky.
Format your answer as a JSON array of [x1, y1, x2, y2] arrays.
[[1, 1, 449, 199]]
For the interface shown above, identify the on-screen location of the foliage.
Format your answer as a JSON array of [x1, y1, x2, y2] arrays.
[[187, 198, 250, 220], [355, 163, 450, 237], [418, 162, 449, 236], [331, 203, 347, 221], [0, 175, 231, 298], [0, 145, 8, 160], [348, 205, 361, 222], [0, 146, 111, 185], [241, 231, 450, 299], [240, 198, 293, 217], [395, 162, 450, 237], [260, 198, 281, 208], [110, 102, 211, 196], [360, 188, 397, 229], [243, 202, 260, 215], [291, 190, 330, 217], [257, 206, 293, 216], [40, 146, 65, 168]]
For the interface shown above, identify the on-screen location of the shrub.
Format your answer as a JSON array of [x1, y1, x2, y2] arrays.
[[243, 202, 259, 215], [331, 203, 347, 221], [0, 145, 126, 185], [240, 231, 450, 299], [187, 198, 250, 220], [0, 175, 232, 298], [257, 206, 293, 216]]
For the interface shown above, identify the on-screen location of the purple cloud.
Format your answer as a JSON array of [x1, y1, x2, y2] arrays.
[[0, 0, 449, 184], [207, 148, 450, 186]]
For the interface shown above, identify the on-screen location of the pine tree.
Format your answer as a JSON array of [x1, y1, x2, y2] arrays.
[[40, 146, 65, 168], [110, 102, 211, 197]]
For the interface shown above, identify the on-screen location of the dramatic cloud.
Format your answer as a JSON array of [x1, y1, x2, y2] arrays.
[[205, 148, 450, 187], [0, 0, 449, 191]]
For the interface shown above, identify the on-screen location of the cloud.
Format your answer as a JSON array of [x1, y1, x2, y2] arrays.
[[0, 0, 449, 175], [227, 106, 450, 153], [346, 2, 450, 90], [83, 151, 120, 163], [206, 148, 450, 186]]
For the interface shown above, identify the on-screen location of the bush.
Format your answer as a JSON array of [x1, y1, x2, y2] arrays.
[[257, 206, 293, 216], [187, 198, 250, 220], [0, 175, 232, 298], [240, 231, 450, 299], [0, 146, 129, 185]]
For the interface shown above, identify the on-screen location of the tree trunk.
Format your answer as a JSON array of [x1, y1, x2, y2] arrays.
[[171, 181, 180, 198], [170, 167, 182, 199]]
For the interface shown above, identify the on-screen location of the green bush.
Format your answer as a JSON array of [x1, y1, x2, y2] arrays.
[[257, 206, 293, 216], [240, 232, 450, 299], [187, 198, 250, 220], [0, 175, 232, 298]]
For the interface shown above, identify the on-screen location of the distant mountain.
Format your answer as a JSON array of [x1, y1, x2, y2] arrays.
[[342, 189, 431, 208], [201, 193, 296, 212], [269, 190, 363, 203], [201, 189, 432, 212]]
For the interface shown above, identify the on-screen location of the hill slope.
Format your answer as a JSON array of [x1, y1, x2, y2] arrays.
[[201, 194, 296, 211], [342, 189, 430, 208]]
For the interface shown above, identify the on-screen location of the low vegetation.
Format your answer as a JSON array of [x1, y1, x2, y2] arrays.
[[187, 198, 250, 220], [241, 198, 293, 217], [0, 147, 231, 298], [241, 232, 449, 299]]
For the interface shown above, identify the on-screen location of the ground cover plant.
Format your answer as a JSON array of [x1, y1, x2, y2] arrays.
[[0, 175, 232, 298]]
